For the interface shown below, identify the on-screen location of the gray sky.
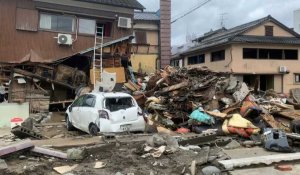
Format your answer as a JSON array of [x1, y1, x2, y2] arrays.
[[137, 0, 300, 46]]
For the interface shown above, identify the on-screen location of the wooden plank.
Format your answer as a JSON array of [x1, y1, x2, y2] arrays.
[[277, 110, 300, 120], [261, 113, 281, 128]]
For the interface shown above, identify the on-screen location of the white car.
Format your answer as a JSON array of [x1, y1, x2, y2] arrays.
[[66, 92, 146, 135]]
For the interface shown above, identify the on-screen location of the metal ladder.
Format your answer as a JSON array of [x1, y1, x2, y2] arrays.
[[93, 26, 104, 90]]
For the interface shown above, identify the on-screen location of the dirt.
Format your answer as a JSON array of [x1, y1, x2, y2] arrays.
[[0, 140, 216, 175]]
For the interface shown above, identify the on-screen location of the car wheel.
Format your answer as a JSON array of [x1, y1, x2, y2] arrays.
[[89, 124, 99, 136], [66, 115, 74, 131]]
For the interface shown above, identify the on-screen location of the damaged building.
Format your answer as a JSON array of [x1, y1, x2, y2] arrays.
[[0, 0, 144, 114], [172, 15, 300, 93]]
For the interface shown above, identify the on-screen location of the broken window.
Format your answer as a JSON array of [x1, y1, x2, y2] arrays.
[[265, 26, 273, 36], [284, 50, 298, 60], [243, 48, 257, 59], [39, 13, 75, 33], [82, 95, 96, 107], [188, 54, 205, 65], [211, 50, 225, 62], [295, 74, 300, 83], [97, 22, 112, 37], [72, 95, 86, 107], [105, 98, 135, 112]]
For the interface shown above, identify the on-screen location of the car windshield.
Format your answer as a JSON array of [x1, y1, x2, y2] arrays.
[[105, 97, 134, 112]]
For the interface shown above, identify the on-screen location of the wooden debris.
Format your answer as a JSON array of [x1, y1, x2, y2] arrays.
[[206, 111, 228, 119], [261, 113, 281, 129], [31, 146, 67, 159], [0, 140, 33, 157], [53, 164, 78, 174]]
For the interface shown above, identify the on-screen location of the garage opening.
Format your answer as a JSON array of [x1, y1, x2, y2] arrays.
[[243, 74, 274, 91]]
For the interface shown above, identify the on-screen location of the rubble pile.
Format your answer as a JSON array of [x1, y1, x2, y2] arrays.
[[139, 66, 250, 133]]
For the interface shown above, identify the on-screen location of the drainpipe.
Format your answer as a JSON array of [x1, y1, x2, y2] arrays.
[[281, 73, 284, 93]]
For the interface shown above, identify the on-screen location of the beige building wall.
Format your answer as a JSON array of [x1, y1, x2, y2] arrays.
[[132, 22, 159, 74], [131, 54, 158, 74], [244, 21, 294, 37], [231, 43, 300, 93], [183, 46, 233, 72]]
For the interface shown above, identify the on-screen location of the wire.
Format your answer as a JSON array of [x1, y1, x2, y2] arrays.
[[171, 0, 212, 24]]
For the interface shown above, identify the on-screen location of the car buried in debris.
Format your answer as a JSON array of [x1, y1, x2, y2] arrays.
[[65, 92, 146, 135]]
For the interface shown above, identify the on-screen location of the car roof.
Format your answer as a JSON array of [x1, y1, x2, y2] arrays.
[[88, 92, 133, 98]]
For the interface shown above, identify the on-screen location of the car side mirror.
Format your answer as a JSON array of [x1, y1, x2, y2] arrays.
[[69, 106, 73, 112]]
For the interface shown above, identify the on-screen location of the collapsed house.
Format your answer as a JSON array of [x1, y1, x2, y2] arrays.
[[0, 0, 144, 118]]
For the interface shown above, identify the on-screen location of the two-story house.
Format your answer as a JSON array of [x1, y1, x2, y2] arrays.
[[172, 15, 300, 93], [0, 0, 144, 63]]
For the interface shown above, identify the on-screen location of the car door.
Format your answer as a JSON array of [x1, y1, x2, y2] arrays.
[[77, 95, 97, 132], [71, 95, 85, 128]]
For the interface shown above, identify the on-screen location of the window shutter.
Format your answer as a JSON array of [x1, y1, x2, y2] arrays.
[[16, 8, 38, 31], [135, 31, 147, 44]]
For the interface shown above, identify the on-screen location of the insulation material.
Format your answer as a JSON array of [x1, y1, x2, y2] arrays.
[[90, 67, 126, 84]]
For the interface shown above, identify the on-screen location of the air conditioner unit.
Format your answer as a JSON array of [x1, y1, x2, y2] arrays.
[[118, 17, 132, 29], [57, 34, 72, 45], [279, 66, 287, 73]]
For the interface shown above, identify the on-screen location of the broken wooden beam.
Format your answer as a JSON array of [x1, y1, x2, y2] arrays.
[[31, 146, 67, 159], [0, 140, 34, 157], [219, 152, 300, 170], [13, 68, 76, 89], [261, 113, 281, 129], [159, 81, 189, 94]]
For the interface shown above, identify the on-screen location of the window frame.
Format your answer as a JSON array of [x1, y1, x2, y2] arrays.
[[243, 48, 258, 59], [295, 74, 300, 84], [187, 54, 205, 65], [243, 48, 298, 60], [78, 18, 96, 35], [211, 50, 225, 62], [39, 12, 76, 34]]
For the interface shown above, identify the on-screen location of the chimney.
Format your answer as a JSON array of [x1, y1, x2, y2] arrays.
[[160, 0, 171, 68]]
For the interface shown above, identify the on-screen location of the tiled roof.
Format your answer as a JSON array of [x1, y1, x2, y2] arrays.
[[75, 0, 145, 10], [134, 11, 160, 21], [182, 15, 300, 56], [232, 35, 300, 45]]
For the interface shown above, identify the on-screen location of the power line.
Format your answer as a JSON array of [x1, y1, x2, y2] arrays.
[[171, 0, 212, 24]]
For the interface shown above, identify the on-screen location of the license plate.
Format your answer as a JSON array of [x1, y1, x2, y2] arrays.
[[120, 124, 132, 131]]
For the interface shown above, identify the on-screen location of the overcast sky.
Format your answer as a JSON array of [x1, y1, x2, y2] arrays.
[[137, 0, 300, 46]]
